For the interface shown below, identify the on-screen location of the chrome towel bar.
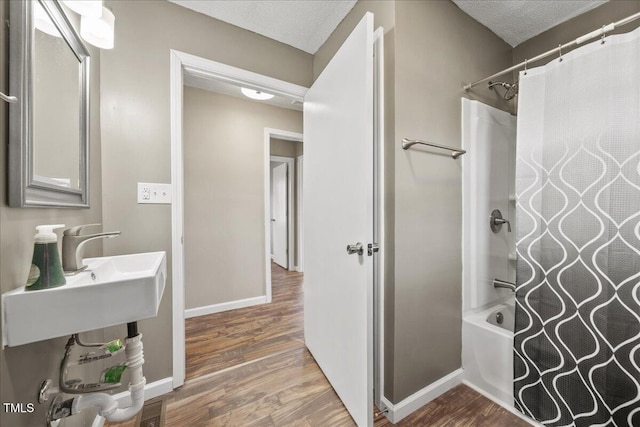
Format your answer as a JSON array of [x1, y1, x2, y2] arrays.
[[0, 92, 17, 103], [401, 138, 466, 159]]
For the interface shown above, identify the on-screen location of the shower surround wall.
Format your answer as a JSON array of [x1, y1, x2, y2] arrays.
[[460, 99, 517, 407], [461, 99, 516, 312]]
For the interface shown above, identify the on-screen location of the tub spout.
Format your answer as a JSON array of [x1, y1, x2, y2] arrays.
[[493, 278, 516, 292]]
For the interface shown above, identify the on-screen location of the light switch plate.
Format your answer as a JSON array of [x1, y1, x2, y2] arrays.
[[138, 183, 172, 204]]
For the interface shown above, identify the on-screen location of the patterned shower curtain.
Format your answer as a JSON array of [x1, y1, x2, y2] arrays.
[[514, 27, 640, 427]]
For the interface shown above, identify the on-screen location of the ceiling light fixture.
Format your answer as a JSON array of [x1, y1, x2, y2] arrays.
[[80, 6, 115, 49], [34, 2, 62, 37], [63, 0, 103, 18], [241, 88, 275, 101]]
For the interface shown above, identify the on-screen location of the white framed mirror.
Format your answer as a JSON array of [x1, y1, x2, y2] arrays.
[[8, 0, 90, 208]]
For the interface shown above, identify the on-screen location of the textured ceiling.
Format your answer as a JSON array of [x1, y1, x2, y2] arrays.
[[168, 0, 357, 54], [452, 0, 609, 47], [184, 74, 303, 111]]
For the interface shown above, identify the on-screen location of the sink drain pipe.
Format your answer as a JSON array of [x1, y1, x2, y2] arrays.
[[69, 322, 146, 422]]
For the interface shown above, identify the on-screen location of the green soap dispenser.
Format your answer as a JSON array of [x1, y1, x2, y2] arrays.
[[26, 224, 66, 291]]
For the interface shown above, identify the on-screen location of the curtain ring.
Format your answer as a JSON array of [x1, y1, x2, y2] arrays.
[[558, 44, 563, 62], [601, 25, 606, 44]]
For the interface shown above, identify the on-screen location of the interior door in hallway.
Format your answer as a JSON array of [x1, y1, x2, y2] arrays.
[[303, 12, 377, 427], [272, 162, 288, 269]]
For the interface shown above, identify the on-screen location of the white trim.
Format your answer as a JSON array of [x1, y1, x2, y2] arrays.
[[373, 26, 385, 411], [185, 296, 267, 319], [91, 377, 174, 427], [381, 369, 463, 423], [296, 155, 304, 273], [463, 381, 541, 427], [170, 49, 308, 390], [170, 50, 186, 389]]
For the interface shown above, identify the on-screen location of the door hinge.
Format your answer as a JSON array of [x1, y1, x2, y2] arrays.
[[368, 243, 380, 256]]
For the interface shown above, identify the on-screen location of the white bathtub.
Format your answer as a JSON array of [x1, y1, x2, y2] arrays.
[[462, 301, 515, 406]]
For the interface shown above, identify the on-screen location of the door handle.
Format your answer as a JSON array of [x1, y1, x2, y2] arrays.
[[346, 242, 364, 255]]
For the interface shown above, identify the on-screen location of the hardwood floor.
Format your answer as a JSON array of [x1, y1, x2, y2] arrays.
[[374, 385, 530, 427], [185, 263, 304, 380], [108, 347, 528, 427], [107, 262, 531, 426]]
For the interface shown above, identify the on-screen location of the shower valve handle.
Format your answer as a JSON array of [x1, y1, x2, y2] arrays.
[[493, 218, 511, 232], [490, 209, 511, 233]]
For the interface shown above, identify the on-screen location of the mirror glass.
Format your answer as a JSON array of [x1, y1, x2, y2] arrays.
[[8, 0, 90, 207], [33, 1, 81, 190]]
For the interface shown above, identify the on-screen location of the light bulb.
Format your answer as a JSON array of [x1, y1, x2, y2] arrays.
[[63, 0, 103, 18], [241, 88, 275, 100], [34, 2, 62, 38], [80, 6, 114, 49]]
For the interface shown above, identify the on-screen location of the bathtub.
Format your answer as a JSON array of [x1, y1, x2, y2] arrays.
[[462, 301, 515, 407]]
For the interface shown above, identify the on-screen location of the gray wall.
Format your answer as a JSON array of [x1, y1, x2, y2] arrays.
[[99, 0, 313, 387], [314, 0, 513, 403], [271, 137, 300, 157], [391, 0, 512, 403], [183, 88, 302, 310], [0, 3, 105, 426]]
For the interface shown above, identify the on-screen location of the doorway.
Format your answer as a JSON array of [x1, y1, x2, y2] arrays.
[[178, 76, 306, 380], [268, 129, 303, 272], [170, 50, 307, 388], [170, 12, 384, 423]]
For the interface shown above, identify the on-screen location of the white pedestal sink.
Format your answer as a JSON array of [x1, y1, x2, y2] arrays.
[[2, 251, 166, 347]]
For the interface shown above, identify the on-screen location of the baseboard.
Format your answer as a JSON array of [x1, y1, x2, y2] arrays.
[[91, 377, 174, 427], [381, 368, 463, 423], [462, 380, 542, 427], [184, 296, 267, 319]]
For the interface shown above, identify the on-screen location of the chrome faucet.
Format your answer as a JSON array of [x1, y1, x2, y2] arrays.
[[62, 224, 121, 274]]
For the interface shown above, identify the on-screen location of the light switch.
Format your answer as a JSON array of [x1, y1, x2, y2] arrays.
[[138, 183, 172, 204]]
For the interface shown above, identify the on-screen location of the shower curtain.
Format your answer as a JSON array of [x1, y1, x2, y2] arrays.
[[514, 27, 640, 427]]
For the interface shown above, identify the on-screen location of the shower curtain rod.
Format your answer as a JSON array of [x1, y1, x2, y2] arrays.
[[463, 10, 640, 91]]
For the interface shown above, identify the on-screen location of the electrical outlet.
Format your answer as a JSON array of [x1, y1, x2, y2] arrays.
[[138, 183, 172, 204]]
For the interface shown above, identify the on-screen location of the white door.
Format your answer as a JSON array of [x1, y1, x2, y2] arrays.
[[304, 13, 375, 427], [272, 163, 288, 269]]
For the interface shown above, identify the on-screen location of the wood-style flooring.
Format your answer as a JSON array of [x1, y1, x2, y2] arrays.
[[107, 263, 531, 427], [107, 347, 529, 427], [185, 263, 304, 380]]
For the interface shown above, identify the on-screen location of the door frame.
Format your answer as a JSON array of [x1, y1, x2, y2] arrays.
[[266, 128, 304, 272], [296, 155, 304, 272], [169, 49, 308, 388]]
